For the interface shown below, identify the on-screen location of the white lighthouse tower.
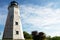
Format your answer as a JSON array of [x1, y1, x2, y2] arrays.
[[2, 1, 24, 40]]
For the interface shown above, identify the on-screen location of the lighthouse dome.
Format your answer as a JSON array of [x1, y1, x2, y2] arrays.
[[8, 1, 19, 9], [11, 1, 18, 5], [10, 1, 18, 6]]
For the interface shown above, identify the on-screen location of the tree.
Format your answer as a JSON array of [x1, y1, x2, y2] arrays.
[[47, 36, 52, 40], [23, 31, 32, 39], [32, 31, 38, 40], [31, 31, 46, 40], [39, 32, 46, 40]]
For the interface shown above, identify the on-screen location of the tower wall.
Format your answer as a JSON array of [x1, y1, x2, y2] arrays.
[[13, 7, 24, 39], [2, 7, 14, 39]]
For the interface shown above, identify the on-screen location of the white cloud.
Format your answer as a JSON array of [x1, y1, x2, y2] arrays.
[[0, 14, 7, 25], [21, 5, 60, 26], [0, 5, 8, 25], [20, 3, 60, 37]]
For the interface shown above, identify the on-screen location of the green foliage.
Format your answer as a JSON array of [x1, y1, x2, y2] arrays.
[[51, 36, 60, 40], [23, 31, 32, 39], [47, 36, 60, 40], [47, 36, 52, 40], [25, 39, 33, 40], [23, 31, 60, 40]]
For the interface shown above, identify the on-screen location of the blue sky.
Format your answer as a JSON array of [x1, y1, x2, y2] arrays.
[[1, 0, 60, 39]]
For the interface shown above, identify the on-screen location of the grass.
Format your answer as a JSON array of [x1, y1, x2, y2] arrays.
[[0, 38, 47, 40], [25, 39, 33, 40]]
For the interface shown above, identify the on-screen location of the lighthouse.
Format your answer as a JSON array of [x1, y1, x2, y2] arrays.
[[2, 1, 24, 40]]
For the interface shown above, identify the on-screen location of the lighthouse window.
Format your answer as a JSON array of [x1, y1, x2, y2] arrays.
[[16, 31, 19, 34], [15, 22, 18, 25]]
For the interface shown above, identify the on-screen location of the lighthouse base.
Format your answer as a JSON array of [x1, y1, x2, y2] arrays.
[[2, 38, 25, 40]]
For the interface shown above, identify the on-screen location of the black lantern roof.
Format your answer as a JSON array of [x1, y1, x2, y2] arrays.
[[10, 1, 18, 6]]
